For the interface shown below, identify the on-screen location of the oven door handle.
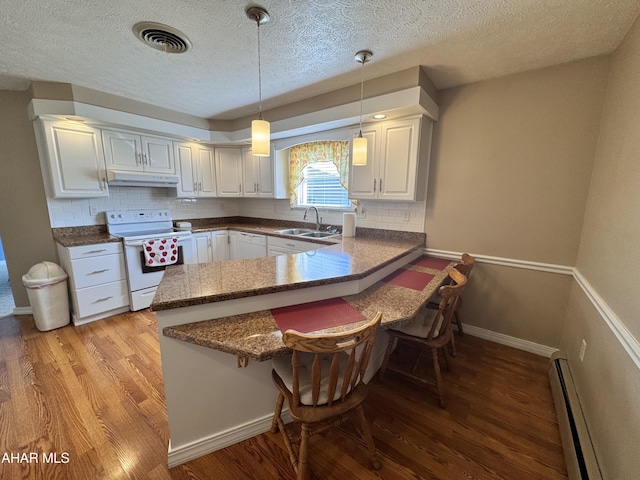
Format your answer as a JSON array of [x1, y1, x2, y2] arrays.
[[125, 236, 191, 247]]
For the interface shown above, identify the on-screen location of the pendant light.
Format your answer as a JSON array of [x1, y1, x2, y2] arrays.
[[353, 50, 372, 166], [246, 6, 270, 157]]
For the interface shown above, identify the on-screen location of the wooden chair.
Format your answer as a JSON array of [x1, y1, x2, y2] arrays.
[[271, 312, 383, 480], [379, 269, 467, 408], [428, 253, 475, 356]]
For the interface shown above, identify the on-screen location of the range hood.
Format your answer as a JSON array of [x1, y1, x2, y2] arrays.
[[106, 170, 179, 188]]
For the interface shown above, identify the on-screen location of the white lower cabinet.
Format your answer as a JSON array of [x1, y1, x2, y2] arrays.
[[266, 236, 319, 256], [229, 231, 267, 260], [57, 242, 129, 325], [193, 230, 229, 263]]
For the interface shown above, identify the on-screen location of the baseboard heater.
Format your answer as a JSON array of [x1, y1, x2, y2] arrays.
[[548, 352, 603, 480]]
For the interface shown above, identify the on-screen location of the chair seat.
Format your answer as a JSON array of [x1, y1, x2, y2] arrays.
[[272, 352, 351, 406], [395, 307, 439, 338]]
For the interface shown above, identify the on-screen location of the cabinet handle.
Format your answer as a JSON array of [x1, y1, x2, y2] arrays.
[[102, 177, 107, 189], [85, 249, 107, 254], [198, 182, 202, 191], [239, 183, 242, 193], [379, 178, 383, 192], [256, 182, 260, 192], [285, 243, 295, 247], [193, 182, 197, 191], [373, 179, 376, 192], [136, 152, 141, 165], [88, 269, 109, 275], [92, 296, 113, 304], [143, 153, 148, 165]]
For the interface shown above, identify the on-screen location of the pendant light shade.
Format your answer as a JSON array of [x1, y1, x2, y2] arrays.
[[352, 135, 368, 166], [251, 118, 270, 156], [246, 6, 271, 157], [353, 50, 372, 166]]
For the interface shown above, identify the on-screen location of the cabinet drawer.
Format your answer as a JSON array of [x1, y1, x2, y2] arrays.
[[70, 254, 127, 289], [237, 232, 266, 245], [267, 236, 318, 252], [75, 280, 129, 318], [68, 242, 123, 259]]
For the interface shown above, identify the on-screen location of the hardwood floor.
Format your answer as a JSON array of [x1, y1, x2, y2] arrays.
[[0, 310, 567, 480]]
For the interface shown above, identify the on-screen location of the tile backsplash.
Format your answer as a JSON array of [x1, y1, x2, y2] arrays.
[[47, 187, 426, 233]]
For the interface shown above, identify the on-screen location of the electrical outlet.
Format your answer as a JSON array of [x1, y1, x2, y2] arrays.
[[401, 211, 410, 222], [89, 206, 98, 216], [357, 207, 366, 219], [579, 339, 587, 362]]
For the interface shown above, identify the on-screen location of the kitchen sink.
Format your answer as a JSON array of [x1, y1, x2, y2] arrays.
[[274, 228, 313, 235], [299, 231, 339, 238], [274, 228, 340, 238]]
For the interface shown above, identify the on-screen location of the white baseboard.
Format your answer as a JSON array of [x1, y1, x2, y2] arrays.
[[12, 306, 32, 316], [463, 324, 558, 358], [167, 410, 292, 468]]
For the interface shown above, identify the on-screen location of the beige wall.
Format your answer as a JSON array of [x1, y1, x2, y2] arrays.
[[426, 56, 610, 265], [425, 57, 610, 346], [0, 91, 57, 307], [560, 15, 640, 480]]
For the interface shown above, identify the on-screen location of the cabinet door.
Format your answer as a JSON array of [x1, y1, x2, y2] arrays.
[[211, 231, 229, 262], [174, 142, 197, 198], [228, 231, 239, 260], [378, 118, 420, 200], [196, 145, 217, 197], [103, 130, 142, 171], [348, 125, 379, 199], [38, 120, 109, 198], [242, 148, 259, 196], [243, 148, 275, 197], [193, 233, 212, 264], [215, 148, 243, 197], [142, 136, 175, 173], [257, 155, 274, 196]]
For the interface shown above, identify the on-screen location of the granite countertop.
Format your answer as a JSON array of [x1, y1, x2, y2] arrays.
[[151, 235, 425, 311], [162, 257, 454, 361], [52, 225, 121, 247]]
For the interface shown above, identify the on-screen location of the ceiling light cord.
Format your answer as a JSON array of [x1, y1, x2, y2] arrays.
[[358, 55, 365, 136], [257, 19, 264, 120]]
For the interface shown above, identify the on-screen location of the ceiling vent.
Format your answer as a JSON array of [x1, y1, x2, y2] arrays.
[[133, 22, 192, 54]]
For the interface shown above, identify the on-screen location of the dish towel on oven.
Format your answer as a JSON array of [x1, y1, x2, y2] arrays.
[[143, 238, 179, 267]]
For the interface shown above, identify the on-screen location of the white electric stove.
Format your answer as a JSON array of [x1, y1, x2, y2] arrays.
[[106, 209, 194, 311]]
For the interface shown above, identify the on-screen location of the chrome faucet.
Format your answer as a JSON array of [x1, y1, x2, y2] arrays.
[[303, 206, 322, 231]]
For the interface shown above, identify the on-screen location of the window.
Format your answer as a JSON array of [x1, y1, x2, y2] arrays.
[[289, 140, 351, 209]]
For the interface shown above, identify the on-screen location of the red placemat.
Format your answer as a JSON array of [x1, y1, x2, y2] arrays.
[[383, 269, 435, 291], [412, 256, 452, 270], [271, 298, 367, 333]]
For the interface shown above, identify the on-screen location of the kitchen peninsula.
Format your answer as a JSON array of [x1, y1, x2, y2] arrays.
[[152, 226, 453, 467]]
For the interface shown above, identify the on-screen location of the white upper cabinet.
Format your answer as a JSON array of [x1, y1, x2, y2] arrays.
[[35, 118, 109, 198], [242, 147, 274, 197], [349, 115, 431, 201], [215, 147, 243, 197], [102, 129, 175, 174], [174, 142, 216, 198], [347, 125, 379, 199]]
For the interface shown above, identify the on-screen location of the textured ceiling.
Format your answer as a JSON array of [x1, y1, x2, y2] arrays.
[[1, 0, 639, 120]]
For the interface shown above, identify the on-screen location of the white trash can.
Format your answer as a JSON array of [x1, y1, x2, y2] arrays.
[[22, 261, 70, 331]]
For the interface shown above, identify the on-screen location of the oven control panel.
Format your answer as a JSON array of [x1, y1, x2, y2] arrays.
[[106, 210, 172, 225]]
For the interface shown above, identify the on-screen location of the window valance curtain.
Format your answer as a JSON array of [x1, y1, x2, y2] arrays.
[[289, 140, 349, 205]]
